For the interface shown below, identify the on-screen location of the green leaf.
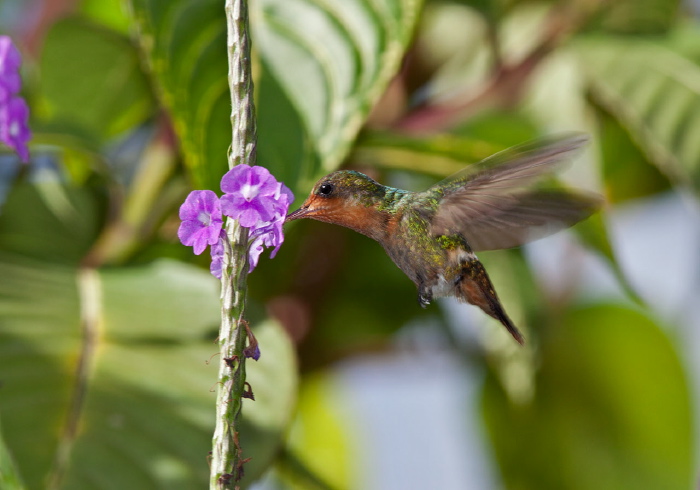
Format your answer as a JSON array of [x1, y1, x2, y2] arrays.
[[0, 181, 104, 265], [482, 303, 693, 490], [39, 17, 156, 142], [280, 375, 354, 489], [586, 0, 681, 35], [129, 0, 423, 192], [352, 112, 539, 177], [578, 38, 700, 194], [79, 0, 132, 33], [353, 131, 500, 177], [594, 105, 672, 202], [574, 214, 644, 307], [0, 417, 25, 490], [0, 257, 297, 488], [254, 0, 423, 174]]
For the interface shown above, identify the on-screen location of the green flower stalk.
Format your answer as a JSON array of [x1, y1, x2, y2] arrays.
[[176, 3, 293, 486], [211, 0, 255, 481]]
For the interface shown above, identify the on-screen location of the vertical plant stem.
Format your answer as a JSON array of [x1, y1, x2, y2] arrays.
[[210, 0, 257, 488]]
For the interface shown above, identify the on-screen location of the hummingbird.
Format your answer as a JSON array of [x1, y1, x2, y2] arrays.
[[285, 134, 602, 344]]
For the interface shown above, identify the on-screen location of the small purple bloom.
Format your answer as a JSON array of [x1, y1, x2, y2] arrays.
[[0, 96, 31, 162], [178, 165, 293, 276], [220, 164, 280, 227], [178, 190, 223, 255]]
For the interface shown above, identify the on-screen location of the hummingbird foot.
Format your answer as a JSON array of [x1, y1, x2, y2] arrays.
[[417, 286, 432, 309]]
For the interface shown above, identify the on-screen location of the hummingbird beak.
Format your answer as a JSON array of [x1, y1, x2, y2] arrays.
[[285, 205, 312, 222]]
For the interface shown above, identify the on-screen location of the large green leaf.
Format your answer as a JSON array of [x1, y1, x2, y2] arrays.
[[0, 181, 104, 266], [481, 303, 693, 490], [578, 38, 700, 194], [129, 0, 423, 193], [0, 256, 297, 489], [39, 17, 156, 142], [586, 0, 681, 35]]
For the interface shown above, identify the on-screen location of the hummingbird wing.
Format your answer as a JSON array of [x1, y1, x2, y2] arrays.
[[427, 133, 602, 251]]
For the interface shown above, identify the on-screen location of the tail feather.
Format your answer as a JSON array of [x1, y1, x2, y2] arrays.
[[457, 260, 525, 345]]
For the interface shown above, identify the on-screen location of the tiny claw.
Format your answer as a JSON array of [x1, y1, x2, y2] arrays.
[[418, 288, 432, 308]]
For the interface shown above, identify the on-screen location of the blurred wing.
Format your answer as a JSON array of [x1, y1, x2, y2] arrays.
[[433, 189, 602, 251], [428, 133, 602, 251]]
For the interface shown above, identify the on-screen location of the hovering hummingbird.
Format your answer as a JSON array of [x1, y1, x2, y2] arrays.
[[285, 134, 602, 344]]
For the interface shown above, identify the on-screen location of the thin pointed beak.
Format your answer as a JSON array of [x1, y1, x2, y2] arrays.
[[285, 205, 311, 223]]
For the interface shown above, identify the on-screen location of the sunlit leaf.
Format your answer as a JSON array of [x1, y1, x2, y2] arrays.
[[129, 0, 423, 193], [0, 257, 297, 488], [482, 303, 693, 490], [281, 374, 354, 489], [578, 38, 700, 194], [79, 0, 132, 33], [0, 182, 104, 265]]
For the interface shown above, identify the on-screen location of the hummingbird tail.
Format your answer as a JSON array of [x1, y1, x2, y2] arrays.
[[457, 261, 525, 345]]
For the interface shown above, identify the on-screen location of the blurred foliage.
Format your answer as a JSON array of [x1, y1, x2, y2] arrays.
[[483, 304, 692, 490], [0, 0, 698, 488]]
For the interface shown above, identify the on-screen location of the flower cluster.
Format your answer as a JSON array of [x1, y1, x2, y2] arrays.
[[178, 165, 293, 277], [0, 36, 30, 162]]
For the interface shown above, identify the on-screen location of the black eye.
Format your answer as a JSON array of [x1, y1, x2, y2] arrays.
[[318, 183, 334, 196]]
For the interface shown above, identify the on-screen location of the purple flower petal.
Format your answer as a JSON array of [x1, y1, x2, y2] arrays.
[[220, 189, 278, 226], [220, 165, 284, 226], [179, 189, 221, 221], [178, 190, 223, 255], [210, 239, 225, 279], [248, 235, 266, 272], [221, 164, 278, 197], [0, 96, 30, 162], [0, 36, 21, 97], [0, 37, 22, 75]]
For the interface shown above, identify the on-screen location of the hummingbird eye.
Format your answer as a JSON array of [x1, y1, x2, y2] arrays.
[[318, 183, 334, 197]]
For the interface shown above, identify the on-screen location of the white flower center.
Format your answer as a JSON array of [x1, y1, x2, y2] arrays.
[[197, 211, 211, 226], [9, 121, 19, 137], [240, 183, 259, 201]]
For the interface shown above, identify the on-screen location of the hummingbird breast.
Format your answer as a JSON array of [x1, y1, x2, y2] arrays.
[[381, 204, 461, 293]]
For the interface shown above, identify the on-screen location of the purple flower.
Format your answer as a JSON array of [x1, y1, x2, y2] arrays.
[[178, 165, 293, 276], [220, 164, 280, 227], [0, 36, 30, 163], [0, 96, 30, 162], [178, 190, 224, 255]]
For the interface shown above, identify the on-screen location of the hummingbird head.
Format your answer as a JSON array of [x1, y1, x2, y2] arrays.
[[285, 170, 389, 238]]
